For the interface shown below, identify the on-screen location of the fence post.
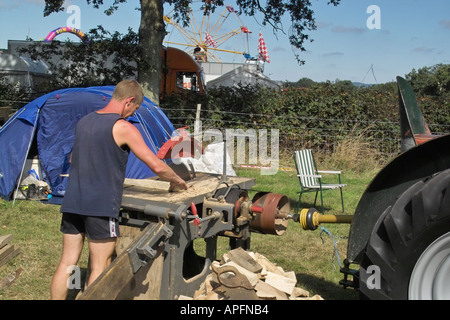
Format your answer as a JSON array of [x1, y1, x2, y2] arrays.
[[194, 103, 201, 136]]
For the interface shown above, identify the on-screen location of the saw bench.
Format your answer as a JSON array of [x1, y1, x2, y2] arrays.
[[76, 172, 290, 300]]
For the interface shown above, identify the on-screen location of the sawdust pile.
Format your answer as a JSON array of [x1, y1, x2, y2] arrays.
[[179, 247, 323, 300]]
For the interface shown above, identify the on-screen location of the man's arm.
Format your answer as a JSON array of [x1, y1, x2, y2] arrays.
[[113, 119, 188, 190]]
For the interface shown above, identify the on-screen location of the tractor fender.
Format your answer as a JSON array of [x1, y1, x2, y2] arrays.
[[346, 134, 450, 264]]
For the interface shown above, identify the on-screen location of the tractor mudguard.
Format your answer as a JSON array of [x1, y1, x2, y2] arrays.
[[346, 134, 450, 264]]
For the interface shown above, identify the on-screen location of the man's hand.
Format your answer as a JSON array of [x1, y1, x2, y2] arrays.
[[169, 178, 189, 192]]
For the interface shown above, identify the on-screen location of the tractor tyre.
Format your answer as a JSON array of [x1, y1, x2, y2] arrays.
[[359, 168, 450, 300]]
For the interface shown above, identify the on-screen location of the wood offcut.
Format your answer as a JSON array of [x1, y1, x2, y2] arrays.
[[0, 234, 20, 269], [182, 248, 324, 301], [0, 234, 22, 290]]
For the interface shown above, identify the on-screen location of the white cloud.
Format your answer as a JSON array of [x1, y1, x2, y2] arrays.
[[23, 0, 45, 5], [332, 26, 366, 34], [272, 46, 286, 52], [413, 46, 435, 54], [0, 0, 44, 10], [323, 51, 344, 57], [440, 19, 450, 29]]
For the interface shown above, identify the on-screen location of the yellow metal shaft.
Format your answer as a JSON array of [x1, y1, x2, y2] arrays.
[[299, 208, 353, 230]]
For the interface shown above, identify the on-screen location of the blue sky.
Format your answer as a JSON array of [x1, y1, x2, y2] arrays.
[[0, 0, 449, 84]]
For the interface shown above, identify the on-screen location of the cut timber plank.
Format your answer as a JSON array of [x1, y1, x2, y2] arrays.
[[77, 248, 135, 300], [122, 174, 255, 206], [120, 247, 164, 300], [0, 235, 20, 269], [0, 267, 23, 291], [255, 280, 288, 300], [264, 271, 297, 295], [227, 247, 263, 273], [0, 244, 13, 259], [0, 235, 13, 249], [77, 223, 165, 300], [115, 225, 145, 256], [283, 270, 297, 283], [253, 252, 285, 276], [124, 178, 170, 190], [291, 286, 310, 299], [0, 244, 20, 269]]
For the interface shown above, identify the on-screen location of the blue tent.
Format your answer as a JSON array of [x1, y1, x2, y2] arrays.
[[0, 86, 175, 200]]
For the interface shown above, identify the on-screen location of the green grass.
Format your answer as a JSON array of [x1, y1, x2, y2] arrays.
[[0, 162, 377, 300], [0, 200, 89, 300], [232, 166, 376, 300]]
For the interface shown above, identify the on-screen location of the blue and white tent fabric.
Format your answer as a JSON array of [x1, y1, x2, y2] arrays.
[[0, 86, 175, 200]]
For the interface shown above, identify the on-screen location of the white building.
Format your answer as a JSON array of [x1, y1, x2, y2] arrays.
[[204, 61, 280, 89], [0, 40, 51, 92]]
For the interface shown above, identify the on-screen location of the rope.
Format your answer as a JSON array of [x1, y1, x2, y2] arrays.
[[320, 226, 343, 270]]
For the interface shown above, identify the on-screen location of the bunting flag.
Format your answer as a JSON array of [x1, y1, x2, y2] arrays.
[[205, 33, 217, 48], [258, 31, 270, 63]]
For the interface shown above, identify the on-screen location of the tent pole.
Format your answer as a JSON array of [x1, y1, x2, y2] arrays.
[[0, 108, 26, 135], [13, 108, 41, 205]]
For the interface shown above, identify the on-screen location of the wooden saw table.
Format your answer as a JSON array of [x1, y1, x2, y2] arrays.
[[121, 173, 256, 211], [77, 173, 257, 300]]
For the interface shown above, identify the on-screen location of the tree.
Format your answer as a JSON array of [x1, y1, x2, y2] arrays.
[[333, 79, 355, 91], [406, 64, 450, 96], [293, 77, 316, 88], [41, 0, 341, 102], [41, 0, 165, 103], [20, 26, 142, 91]]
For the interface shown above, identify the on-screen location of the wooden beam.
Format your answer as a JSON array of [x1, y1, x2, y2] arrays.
[[0, 268, 23, 291], [0, 235, 20, 269], [0, 234, 13, 249], [77, 223, 165, 300]]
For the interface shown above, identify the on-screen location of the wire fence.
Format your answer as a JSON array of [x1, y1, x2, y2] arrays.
[[162, 107, 405, 158], [3, 99, 450, 161]]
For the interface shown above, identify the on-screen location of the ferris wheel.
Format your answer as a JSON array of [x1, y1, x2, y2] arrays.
[[163, 2, 254, 63]]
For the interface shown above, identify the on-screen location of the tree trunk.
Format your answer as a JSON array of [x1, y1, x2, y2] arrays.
[[138, 0, 165, 105]]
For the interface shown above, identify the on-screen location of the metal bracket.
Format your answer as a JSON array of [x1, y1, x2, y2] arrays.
[[339, 259, 360, 290], [127, 222, 173, 274]]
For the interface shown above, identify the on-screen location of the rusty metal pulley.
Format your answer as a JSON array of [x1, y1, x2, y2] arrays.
[[250, 192, 290, 235], [213, 188, 291, 236]]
